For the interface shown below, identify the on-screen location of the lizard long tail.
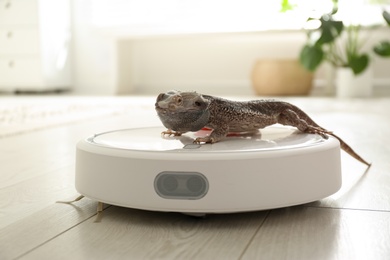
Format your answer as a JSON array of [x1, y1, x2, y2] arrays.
[[328, 132, 371, 167], [282, 101, 371, 167], [286, 103, 371, 167]]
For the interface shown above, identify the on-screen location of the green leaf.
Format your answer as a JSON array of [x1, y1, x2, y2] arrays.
[[332, 20, 343, 35], [331, 0, 339, 15], [383, 10, 390, 26], [316, 17, 343, 45], [349, 54, 369, 75], [300, 44, 324, 71], [280, 0, 296, 12], [374, 41, 390, 57]]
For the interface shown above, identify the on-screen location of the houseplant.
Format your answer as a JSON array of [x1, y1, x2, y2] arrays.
[[299, 3, 390, 97]]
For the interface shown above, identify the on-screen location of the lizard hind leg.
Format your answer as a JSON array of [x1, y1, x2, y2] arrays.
[[278, 108, 371, 167], [277, 109, 331, 138]]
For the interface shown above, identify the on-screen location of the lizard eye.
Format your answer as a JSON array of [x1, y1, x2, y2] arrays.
[[194, 101, 201, 107], [177, 97, 182, 103]]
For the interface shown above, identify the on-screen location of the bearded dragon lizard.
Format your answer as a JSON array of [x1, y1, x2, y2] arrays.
[[155, 90, 371, 166]]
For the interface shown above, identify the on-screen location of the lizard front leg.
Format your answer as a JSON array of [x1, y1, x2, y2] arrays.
[[194, 125, 229, 144], [161, 129, 185, 137]]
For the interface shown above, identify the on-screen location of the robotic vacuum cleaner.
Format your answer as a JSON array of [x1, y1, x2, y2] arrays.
[[75, 126, 341, 214]]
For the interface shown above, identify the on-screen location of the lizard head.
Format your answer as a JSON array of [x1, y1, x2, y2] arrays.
[[155, 90, 211, 132]]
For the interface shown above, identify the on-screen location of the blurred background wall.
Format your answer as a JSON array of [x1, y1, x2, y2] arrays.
[[70, 0, 390, 96], [1, 0, 389, 96]]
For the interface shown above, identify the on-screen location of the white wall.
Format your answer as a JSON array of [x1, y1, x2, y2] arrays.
[[117, 29, 390, 96], [71, 1, 390, 96], [118, 32, 312, 95]]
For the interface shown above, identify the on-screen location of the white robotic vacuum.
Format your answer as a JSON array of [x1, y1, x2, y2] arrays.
[[75, 126, 341, 214]]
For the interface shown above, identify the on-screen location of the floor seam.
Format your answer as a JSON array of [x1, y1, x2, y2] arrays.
[[237, 210, 271, 260], [304, 204, 390, 213], [14, 205, 112, 260]]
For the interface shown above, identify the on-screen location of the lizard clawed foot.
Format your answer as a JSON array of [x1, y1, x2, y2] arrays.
[[306, 126, 332, 139], [161, 129, 182, 137], [193, 136, 215, 144], [314, 130, 329, 139]]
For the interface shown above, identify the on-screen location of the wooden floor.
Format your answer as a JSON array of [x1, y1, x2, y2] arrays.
[[1, 96, 390, 260]]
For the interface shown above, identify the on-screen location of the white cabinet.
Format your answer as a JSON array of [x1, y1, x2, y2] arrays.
[[0, 0, 71, 92]]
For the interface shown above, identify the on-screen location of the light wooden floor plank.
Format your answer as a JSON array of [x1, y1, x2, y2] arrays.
[[0, 165, 78, 229], [0, 198, 103, 260], [242, 206, 390, 260], [0, 100, 158, 189], [307, 112, 390, 211], [0, 112, 159, 228], [0, 132, 74, 189], [1, 96, 390, 260], [18, 206, 269, 260], [308, 159, 390, 211]]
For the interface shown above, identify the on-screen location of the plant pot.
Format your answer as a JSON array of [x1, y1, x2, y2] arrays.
[[335, 67, 373, 98], [251, 59, 313, 96]]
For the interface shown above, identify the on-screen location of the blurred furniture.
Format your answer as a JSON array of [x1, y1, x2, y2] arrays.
[[0, 0, 71, 93], [251, 59, 314, 96]]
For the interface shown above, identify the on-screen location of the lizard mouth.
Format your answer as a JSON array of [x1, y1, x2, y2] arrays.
[[155, 103, 201, 113], [155, 102, 163, 109], [155, 103, 170, 114]]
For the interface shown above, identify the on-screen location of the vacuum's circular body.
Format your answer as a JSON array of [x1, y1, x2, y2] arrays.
[[76, 126, 341, 214]]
